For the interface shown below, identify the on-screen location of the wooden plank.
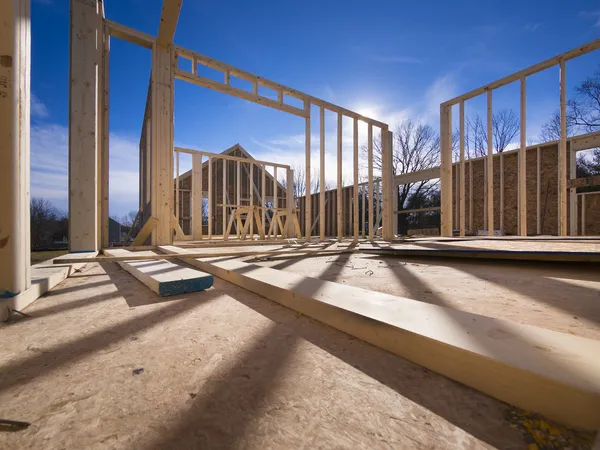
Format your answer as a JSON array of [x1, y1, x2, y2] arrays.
[[286, 168, 294, 238], [160, 245, 600, 431], [581, 194, 586, 236], [487, 90, 494, 233], [250, 163, 254, 238], [174, 70, 307, 118], [440, 106, 453, 236], [104, 19, 155, 49], [442, 38, 600, 107], [150, 43, 174, 245], [337, 112, 343, 241], [469, 160, 473, 231], [320, 106, 325, 241], [382, 129, 395, 240], [570, 145, 577, 236], [105, 249, 213, 296], [305, 101, 311, 239], [353, 118, 359, 240], [222, 159, 227, 235], [175, 150, 180, 219], [519, 77, 527, 236], [367, 124, 374, 240], [273, 166, 278, 237], [559, 59, 568, 236], [100, 22, 110, 249], [192, 153, 203, 240], [156, 0, 182, 46], [132, 217, 159, 247], [396, 207, 441, 214], [69, 0, 101, 252], [208, 157, 213, 238], [261, 164, 266, 232], [175, 146, 290, 169], [0, 0, 31, 296], [459, 101, 465, 237], [571, 130, 600, 151], [500, 153, 504, 231], [537, 147, 541, 235]]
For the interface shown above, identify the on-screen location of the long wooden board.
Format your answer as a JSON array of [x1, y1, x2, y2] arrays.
[[159, 245, 600, 431], [105, 249, 213, 296]]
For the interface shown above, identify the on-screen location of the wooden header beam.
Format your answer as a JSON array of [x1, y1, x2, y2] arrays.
[[175, 147, 291, 169], [105, 19, 154, 49], [442, 38, 600, 107]]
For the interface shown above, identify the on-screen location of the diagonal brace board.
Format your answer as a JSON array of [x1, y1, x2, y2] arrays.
[[159, 245, 600, 431]]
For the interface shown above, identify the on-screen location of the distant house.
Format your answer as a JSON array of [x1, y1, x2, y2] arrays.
[[108, 217, 122, 244], [174, 143, 287, 235]]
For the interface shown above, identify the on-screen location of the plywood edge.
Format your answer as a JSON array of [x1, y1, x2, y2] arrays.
[[105, 249, 213, 296], [159, 245, 600, 430]]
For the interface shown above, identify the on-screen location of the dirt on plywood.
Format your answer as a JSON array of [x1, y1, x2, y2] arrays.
[[0, 261, 589, 449]]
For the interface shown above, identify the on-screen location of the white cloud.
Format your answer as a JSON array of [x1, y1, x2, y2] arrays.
[[31, 123, 141, 216], [523, 23, 541, 32], [31, 94, 49, 118], [423, 73, 458, 123], [578, 10, 600, 27]]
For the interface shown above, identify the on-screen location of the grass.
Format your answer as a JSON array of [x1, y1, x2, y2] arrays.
[[31, 250, 68, 265]]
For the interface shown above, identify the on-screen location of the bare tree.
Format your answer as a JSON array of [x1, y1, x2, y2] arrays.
[[30, 197, 59, 247], [362, 119, 440, 212], [569, 68, 600, 132], [459, 108, 519, 158], [120, 210, 138, 228], [539, 110, 576, 142], [310, 168, 333, 194], [492, 109, 519, 152]]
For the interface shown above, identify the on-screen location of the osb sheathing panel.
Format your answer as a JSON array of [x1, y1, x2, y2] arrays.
[[579, 194, 600, 235], [457, 144, 585, 235]]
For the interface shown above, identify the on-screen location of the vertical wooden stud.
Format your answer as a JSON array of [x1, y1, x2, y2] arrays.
[[486, 90, 494, 234], [249, 162, 254, 238], [175, 150, 180, 219], [559, 59, 567, 236], [319, 106, 325, 240], [261, 165, 266, 233], [337, 112, 343, 241], [459, 101, 465, 236], [537, 147, 541, 235], [519, 77, 527, 236], [208, 157, 213, 238], [440, 105, 453, 237], [368, 124, 374, 240], [273, 166, 278, 236], [353, 118, 359, 240], [305, 100, 311, 239], [192, 153, 203, 240], [222, 159, 227, 236]]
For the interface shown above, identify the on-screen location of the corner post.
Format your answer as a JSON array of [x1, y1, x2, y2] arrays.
[[440, 104, 453, 237]]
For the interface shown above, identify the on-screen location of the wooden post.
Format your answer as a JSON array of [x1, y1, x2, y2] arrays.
[[500, 153, 504, 231], [192, 153, 203, 240], [208, 157, 213, 238], [0, 0, 31, 296], [305, 100, 311, 239], [337, 112, 343, 241], [519, 77, 527, 236], [286, 168, 294, 237], [273, 166, 278, 237], [222, 159, 227, 235], [569, 145, 577, 236], [319, 106, 325, 240], [559, 59, 567, 236], [486, 90, 494, 234], [150, 43, 174, 245], [440, 105, 453, 237], [376, 180, 381, 231], [69, 0, 102, 251], [175, 150, 180, 219], [368, 124, 374, 240], [459, 101, 465, 236], [261, 164, 266, 233], [100, 20, 110, 249], [537, 147, 541, 234], [249, 162, 254, 238], [382, 128, 395, 240], [581, 194, 586, 236], [469, 160, 473, 231], [361, 184, 366, 237], [353, 118, 359, 240]]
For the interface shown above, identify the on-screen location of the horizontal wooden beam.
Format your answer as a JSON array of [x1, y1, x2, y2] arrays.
[[174, 146, 291, 169], [568, 175, 600, 189], [394, 167, 440, 185], [174, 69, 308, 118], [571, 130, 600, 151], [442, 38, 600, 106], [395, 206, 441, 214], [104, 19, 155, 48], [158, 245, 600, 431], [174, 45, 387, 128], [156, 0, 182, 46]]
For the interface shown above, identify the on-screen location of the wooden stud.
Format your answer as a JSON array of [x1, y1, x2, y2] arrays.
[[305, 100, 311, 239], [175, 150, 180, 219], [487, 90, 494, 234], [319, 106, 325, 241], [382, 129, 395, 240], [469, 160, 473, 232], [208, 157, 213, 239], [250, 162, 254, 238], [368, 124, 374, 240], [440, 105, 453, 237], [559, 59, 568, 236], [376, 180, 381, 232], [500, 153, 504, 231], [261, 165, 266, 233], [192, 153, 203, 240], [68, 0, 101, 252], [274, 166, 278, 237], [222, 159, 227, 235], [569, 144, 577, 236], [150, 43, 174, 245], [286, 168, 294, 237], [581, 194, 586, 236], [537, 147, 541, 235], [337, 112, 343, 241], [353, 118, 359, 240], [519, 77, 527, 236], [0, 0, 31, 295], [459, 101, 465, 236], [100, 21, 110, 249]]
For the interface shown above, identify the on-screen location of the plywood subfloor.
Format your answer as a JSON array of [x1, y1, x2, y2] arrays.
[[1, 262, 594, 449]]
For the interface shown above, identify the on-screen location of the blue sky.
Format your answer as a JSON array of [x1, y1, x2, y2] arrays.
[[31, 0, 600, 216]]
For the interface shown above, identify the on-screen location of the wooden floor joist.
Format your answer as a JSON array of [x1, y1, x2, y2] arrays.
[[104, 249, 213, 296], [159, 245, 600, 431]]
